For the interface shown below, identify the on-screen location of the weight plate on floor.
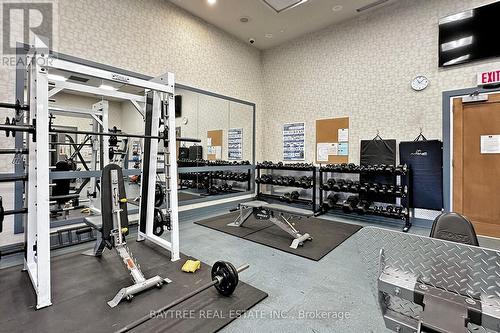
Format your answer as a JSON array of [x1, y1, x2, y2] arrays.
[[211, 261, 239, 297]]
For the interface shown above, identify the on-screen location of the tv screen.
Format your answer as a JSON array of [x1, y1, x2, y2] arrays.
[[175, 95, 182, 118], [439, 1, 500, 67]]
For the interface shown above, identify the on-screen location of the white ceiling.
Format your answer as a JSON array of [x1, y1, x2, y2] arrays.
[[169, 0, 399, 49]]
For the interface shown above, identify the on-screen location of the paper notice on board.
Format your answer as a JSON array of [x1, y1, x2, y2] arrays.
[[207, 138, 212, 146], [215, 146, 222, 159], [338, 143, 349, 156], [481, 135, 500, 154], [338, 128, 349, 142], [317, 143, 338, 161]]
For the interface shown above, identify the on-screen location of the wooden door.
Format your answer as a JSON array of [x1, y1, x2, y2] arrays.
[[453, 93, 500, 237]]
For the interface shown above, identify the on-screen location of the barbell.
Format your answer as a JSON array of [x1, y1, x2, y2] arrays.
[[0, 196, 28, 233], [116, 261, 249, 333], [0, 114, 201, 143]]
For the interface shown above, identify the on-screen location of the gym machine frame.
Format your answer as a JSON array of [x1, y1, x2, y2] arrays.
[[9, 45, 180, 309]]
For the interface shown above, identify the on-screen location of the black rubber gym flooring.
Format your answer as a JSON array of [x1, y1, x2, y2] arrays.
[[0, 240, 267, 333], [178, 191, 201, 201], [194, 212, 362, 261]]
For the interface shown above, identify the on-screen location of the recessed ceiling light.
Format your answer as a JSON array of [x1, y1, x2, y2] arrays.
[[47, 74, 67, 82], [265, 33, 273, 39], [332, 5, 343, 11], [240, 16, 250, 23], [207, 0, 217, 6], [99, 84, 118, 91]]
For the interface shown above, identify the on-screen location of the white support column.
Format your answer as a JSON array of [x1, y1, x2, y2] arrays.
[[143, 91, 161, 240], [96, 100, 110, 167], [166, 73, 180, 261], [26, 53, 52, 309]]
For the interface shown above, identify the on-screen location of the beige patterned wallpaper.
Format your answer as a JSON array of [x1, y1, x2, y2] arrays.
[[261, 0, 500, 163], [0, 0, 262, 245]]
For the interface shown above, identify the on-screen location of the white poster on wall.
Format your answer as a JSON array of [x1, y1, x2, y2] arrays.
[[228, 128, 243, 160], [283, 122, 305, 161], [481, 135, 500, 154], [338, 128, 349, 142], [317, 143, 338, 161]]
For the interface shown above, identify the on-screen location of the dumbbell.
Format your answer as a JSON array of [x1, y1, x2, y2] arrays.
[[394, 186, 406, 197], [378, 184, 388, 195], [350, 181, 361, 193], [299, 176, 312, 188], [347, 163, 357, 171], [321, 178, 336, 191], [321, 193, 339, 212], [332, 179, 344, 192], [355, 200, 371, 215], [385, 165, 395, 173], [385, 205, 394, 216], [359, 182, 370, 193], [376, 164, 387, 172], [342, 196, 359, 214], [394, 164, 408, 175], [342, 180, 353, 192], [208, 186, 219, 195], [280, 191, 300, 203], [368, 183, 380, 194]]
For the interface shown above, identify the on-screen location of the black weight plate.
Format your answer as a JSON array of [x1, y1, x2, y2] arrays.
[[211, 261, 238, 297]]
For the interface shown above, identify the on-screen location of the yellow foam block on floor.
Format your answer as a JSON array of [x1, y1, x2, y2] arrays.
[[182, 259, 201, 273]]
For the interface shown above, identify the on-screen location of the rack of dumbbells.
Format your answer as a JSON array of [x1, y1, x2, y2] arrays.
[[318, 163, 412, 232], [178, 159, 252, 196], [255, 161, 316, 212], [208, 171, 251, 195]]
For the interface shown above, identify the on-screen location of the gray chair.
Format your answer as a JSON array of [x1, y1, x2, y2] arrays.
[[430, 212, 479, 246]]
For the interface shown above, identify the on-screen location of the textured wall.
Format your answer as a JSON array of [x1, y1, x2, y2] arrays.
[[0, 0, 262, 246], [261, 0, 500, 163]]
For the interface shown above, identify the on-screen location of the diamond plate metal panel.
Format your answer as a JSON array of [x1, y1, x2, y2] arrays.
[[356, 227, 500, 332]]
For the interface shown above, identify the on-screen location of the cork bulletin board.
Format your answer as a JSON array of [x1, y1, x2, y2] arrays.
[[315, 117, 350, 164], [207, 129, 223, 160]]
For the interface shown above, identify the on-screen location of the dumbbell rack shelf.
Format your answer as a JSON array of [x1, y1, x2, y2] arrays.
[[255, 164, 317, 212], [207, 170, 252, 196], [178, 169, 252, 196], [318, 165, 412, 232]]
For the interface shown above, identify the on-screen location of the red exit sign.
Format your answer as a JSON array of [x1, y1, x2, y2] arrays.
[[478, 70, 500, 86]]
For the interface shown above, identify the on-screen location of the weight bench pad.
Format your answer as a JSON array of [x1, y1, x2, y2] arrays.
[[265, 204, 314, 217], [84, 216, 103, 231], [240, 201, 269, 209]]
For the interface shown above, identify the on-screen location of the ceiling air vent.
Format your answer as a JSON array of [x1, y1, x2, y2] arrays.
[[356, 0, 389, 13], [262, 0, 308, 13], [68, 75, 89, 83]]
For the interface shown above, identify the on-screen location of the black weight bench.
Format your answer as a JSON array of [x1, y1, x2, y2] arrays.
[[228, 201, 313, 249]]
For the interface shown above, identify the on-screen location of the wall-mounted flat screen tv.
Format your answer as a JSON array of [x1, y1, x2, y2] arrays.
[[439, 1, 500, 67]]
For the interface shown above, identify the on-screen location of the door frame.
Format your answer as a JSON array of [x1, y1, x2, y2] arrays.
[[442, 86, 500, 212]]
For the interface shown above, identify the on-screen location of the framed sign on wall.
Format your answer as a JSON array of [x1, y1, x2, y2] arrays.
[[283, 122, 305, 161], [228, 128, 243, 160]]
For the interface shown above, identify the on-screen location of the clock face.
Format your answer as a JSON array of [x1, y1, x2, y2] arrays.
[[411, 76, 429, 91]]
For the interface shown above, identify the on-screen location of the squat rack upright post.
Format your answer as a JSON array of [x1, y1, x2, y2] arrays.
[[13, 44, 180, 309]]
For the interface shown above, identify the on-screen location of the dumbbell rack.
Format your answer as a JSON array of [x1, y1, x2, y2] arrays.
[[178, 170, 252, 196], [318, 165, 412, 232], [209, 171, 252, 192], [255, 164, 317, 212]]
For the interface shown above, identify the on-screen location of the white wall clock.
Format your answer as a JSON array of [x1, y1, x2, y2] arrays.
[[411, 75, 429, 91]]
